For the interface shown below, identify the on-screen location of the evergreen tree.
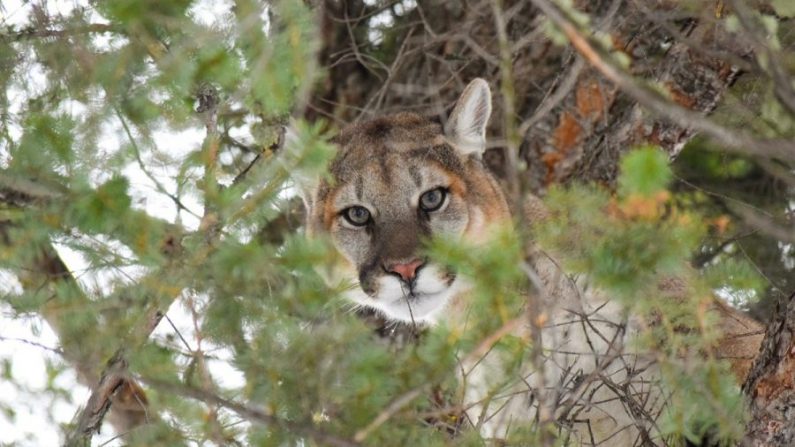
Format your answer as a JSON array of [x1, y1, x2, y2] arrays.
[[0, 1, 793, 446]]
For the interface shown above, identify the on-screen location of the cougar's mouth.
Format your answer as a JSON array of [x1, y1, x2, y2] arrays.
[[382, 272, 461, 323], [400, 288, 444, 303], [345, 262, 462, 323], [383, 288, 455, 323]]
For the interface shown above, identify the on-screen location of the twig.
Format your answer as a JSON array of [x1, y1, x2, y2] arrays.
[[165, 314, 192, 352], [491, 0, 521, 206], [231, 127, 284, 187], [691, 229, 759, 268], [361, 26, 416, 117], [460, 316, 525, 367], [0, 335, 63, 354], [520, 260, 556, 446], [733, 205, 795, 244], [63, 310, 165, 447]]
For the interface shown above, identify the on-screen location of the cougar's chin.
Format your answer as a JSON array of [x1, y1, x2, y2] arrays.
[[379, 286, 457, 324], [345, 264, 463, 324]]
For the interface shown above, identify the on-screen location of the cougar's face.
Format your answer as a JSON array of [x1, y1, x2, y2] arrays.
[[300, 80, 510, 324]]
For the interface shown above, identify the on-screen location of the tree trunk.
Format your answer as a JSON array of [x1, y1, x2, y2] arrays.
[[308, 0, 745, 189], [742, 291, 795, 446]]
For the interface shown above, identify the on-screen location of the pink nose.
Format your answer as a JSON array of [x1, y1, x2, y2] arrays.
[[388, 259, 425, 282]]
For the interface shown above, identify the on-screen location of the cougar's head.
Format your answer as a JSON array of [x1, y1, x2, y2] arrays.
[[299, 79, 511, 324]]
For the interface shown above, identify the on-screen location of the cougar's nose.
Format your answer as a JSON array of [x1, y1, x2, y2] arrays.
[[387, 259, 425, 283]]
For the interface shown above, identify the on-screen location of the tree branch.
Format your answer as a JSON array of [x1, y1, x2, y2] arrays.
[[0, 232, 156, 443], [529, 0, 795, 163], [0, 24, 118, 43], [144, 378, 361, 447]]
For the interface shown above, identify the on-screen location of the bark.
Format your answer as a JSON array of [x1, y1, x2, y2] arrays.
[[307, 0, 761, 330], [307, 0, 748, 190], [742, 291, 795, 447]]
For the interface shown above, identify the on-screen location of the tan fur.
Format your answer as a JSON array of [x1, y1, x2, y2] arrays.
[[300, 79, 764, 444], [712, 299, 765, 380]]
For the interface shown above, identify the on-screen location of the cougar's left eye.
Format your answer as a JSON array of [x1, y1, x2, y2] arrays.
[[419, 187, 447, 212], [342, 206, 371, 226]]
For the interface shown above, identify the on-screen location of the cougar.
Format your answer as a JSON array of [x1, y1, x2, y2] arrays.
[[297, 78, 764, 445]]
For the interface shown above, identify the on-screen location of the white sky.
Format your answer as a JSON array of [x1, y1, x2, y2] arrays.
[[0, 1, 244, 445]]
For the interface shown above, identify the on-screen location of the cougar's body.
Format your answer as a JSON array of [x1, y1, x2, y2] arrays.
[[298, 79, 764, 445]]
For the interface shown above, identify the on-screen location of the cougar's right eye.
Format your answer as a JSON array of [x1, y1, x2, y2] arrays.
[[342, 206, 371, 226], [419, 187, 447, 212]]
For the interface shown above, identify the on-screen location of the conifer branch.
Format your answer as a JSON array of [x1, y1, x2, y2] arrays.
[[144, 378, 361, 447], [0, 23, 118, 43]]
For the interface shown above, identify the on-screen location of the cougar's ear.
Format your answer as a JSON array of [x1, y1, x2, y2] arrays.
[[445, 78, 492, 158]]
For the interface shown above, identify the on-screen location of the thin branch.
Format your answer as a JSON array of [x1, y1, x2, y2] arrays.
[[691, 229, 759, 268], [0, 335, 63, 354], [0, 23, 117, 43], [0, 170, 64, 204], [733, 205, 795, 244], [630, 0, 754, 72], [196, 83, 221, 234], [143, 378, 361, 447], [360, 26, 416, 118], [459, 316, 525, 367], [0, 236, 161, 446], [164, 314, 193, 352], [116, 109, 202, 220], [517, 56, 585, 136], [231, 127, 284, 187], [491, 0, 521, 205]]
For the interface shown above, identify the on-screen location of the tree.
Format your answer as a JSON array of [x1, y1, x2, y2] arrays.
[[0, 0, 792, 446]]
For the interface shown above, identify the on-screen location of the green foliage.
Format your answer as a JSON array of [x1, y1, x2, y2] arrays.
[[673, 132, 791, 316], [426, 226, 527, 341], [659, 361, 748, 445], [704, 259, 766, 305], [13, 113, 76, 176], [0, 1, 339, 445], [535, 147, 757, 442], [675, 142, 755, 180], [618, 145, 672, 197], [772, 0, 795, 18], [760, 86, 795, 135], [69, 177, 132, 233], [537, 177, 701, 297]]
